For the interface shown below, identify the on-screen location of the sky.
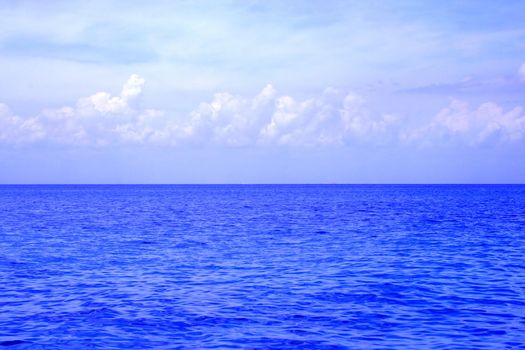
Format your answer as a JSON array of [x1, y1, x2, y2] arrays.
[[1, 0, 525, 183]]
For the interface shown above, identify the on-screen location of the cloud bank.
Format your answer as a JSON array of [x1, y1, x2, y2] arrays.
[[0, 75, 398, 147], [1, 75, 524, 147]]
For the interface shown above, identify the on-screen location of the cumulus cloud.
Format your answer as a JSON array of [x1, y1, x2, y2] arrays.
[[182, 85, 398, 146], [75, 73, 145, 116], [0, 75, 398, 146], [0, 103, 45, 143], [0, 74, 157, 146], [403, 99, 525, 144], [2, 74, 524, 147]]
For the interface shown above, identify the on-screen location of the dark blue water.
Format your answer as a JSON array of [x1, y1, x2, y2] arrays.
[[1, 185, 524, 349]]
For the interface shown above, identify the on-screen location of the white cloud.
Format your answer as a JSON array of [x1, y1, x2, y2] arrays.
[[2, 75, 524, 148], [0, 103, 44, 143], [76, 74, 145, 115], [0, 76, 399, 147], [185, 85, 397, 146], [0, 74, 154, 146], [403, 99, 525, 144]]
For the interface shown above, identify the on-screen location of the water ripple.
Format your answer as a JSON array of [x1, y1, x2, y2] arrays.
[[0, 185, 524, 349]]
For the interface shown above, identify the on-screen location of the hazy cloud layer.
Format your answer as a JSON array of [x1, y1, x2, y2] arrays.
[[1, 74, 524, 147], [2, 1, 525, 107]]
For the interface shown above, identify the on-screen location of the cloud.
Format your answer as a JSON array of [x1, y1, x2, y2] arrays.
[[2, 74, 524, 148], [0, 103, 44, 143], [1, 74, 154, 146], [76, 74, 144, 115], [0, 75, 398, 147], [177, 85, 398, 146], [403, 99, 525, 144]]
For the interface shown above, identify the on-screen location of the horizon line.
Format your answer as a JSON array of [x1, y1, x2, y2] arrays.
[[1, 183, 524, 186]]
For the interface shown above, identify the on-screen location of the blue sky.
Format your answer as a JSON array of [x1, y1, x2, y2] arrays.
[[1, 0, 525, 183]]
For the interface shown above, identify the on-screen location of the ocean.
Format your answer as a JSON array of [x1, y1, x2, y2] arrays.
[[0, 185, 524, 349]]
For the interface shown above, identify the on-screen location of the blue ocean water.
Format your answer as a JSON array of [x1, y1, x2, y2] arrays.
[[0, 185, 524, 349]]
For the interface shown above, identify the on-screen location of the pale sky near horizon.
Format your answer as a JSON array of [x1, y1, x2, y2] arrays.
[[1, 0, 525, 183]]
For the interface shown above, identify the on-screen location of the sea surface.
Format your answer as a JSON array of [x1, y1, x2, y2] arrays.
[[0, 185, 524, 349]]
